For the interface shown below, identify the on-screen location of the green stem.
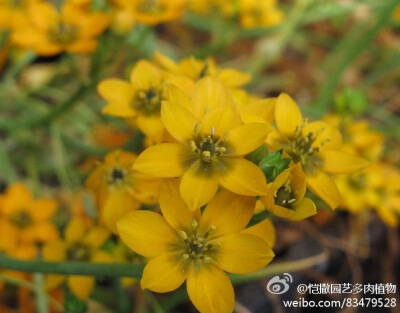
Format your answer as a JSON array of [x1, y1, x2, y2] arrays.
[[143, 291, 166, 313], [312, 0, 399, 117], [0, 273, 65, 312], [0, 83, 89, 131], [0, 250, 328, 283], [34, 272, 49, 313], [114, 277, 131, 313], [51, 125, 74, 189], [248, 0, 314, 75], [0, 139, 18, 183], [0, 254, 145, 277], [229, 249, 329, 284]]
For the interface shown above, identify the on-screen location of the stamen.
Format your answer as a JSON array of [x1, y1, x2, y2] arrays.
[[178, 231, 188, 240], [288, 198, 296, 204], [182, 254, 190, 260], [211, 127, 215, 136], [203, 256, 212, 263], [194, 123, 201, 134], [191, 219, 198, 229], [202, 151, 211, 162]]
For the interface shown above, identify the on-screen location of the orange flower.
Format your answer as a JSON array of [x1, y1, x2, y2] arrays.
[[0, 183, 59, 244], [114, 0, 188, 25], [86, 150, 161, 233], [43, 217, 112, 300], [12, 1, 110, 56]]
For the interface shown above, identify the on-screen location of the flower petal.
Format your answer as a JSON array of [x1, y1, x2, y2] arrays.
[[320, 150, 370, 174], [42, 240, 66, 262], [242, 219, 275, 247], [130, 60, 162, 90], [200, 191, 255, 238], [30, 199, 57, 221], [102, 102, 136, 117], [186, 264, 234, 313], [117, 210, 178, 258], [101, 190, 140, 233], [290, 198, 317, 221], [65, 217, 86, 244], [200, 106, 241, 138], [192, 76, 234, 118], [159, 179, 196, 231], [68, 276, 95, 300], [180, 161, 219, 211], [84, 227, 110, 248], [306, 170, 341, 209], [98, 79, 134, 103], [133, 143, 194, 177], [275, 93, 303, 137], [141, 252, 187, 293], [219, 158, 267, 196], [226, 123, 271, 156], [213, 233, 275, 274], [161, 98, 198, 143], [136, 114, 165, 143], [216, 69, 251, 88]]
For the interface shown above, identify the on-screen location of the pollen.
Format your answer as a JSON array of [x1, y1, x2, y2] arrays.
[[189, 127, 229, 164]]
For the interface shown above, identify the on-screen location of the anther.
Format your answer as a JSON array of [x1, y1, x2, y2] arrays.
[[211, 127, 215, 136], [191, 219, 198, 229], [178, 231, 188, 240], [288, 199, 296, 204], [202, 151, 211, 162], [182, 254, 190, 260], [194, 123, 201, 134], [203, 256, 212, 263]]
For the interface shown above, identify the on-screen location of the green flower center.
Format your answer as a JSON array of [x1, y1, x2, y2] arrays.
[[107, 166, 131, 187], [66, 243, 91, 262], [137, 0, 163, 14], [131, 87, 163, 116], [9, 211, 32, 228], [178, 219, 220, 264], [348, 174, 366, 191], [274, 179, 296, 208], [190, 126, 228, 163], [49, 23, 78, 45], [286, 124, 328, 174]]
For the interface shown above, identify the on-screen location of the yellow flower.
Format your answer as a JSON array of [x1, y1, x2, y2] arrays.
[[367, 164, 400, 227], [260, 164, 316, 221], [112, 240, 145, 287], [86, 150, 161, 233], [324, 115, 384, 162], [117, 179, 274, 313], [334, 171, 373, 214], [233, 89, 276, 124], [154, 51, 252, 90], [0, 183, 59, 244], [0, 0, 34, 31], [98, 60, 174, 143], [12, 1, 110, 56], [238, 0, 283, 29], [133, 78, 270, 210], [114, 0, 188, 25], [43, 217, 112, 299], [269, 93, 369, 209]]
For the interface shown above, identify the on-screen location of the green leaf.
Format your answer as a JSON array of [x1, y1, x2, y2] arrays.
[[65, 289, 88, 313], [246, 210, 272, 228], [247, 144, 269, 165], [258, 150, 291, 182], [334, 88, 368, 115]]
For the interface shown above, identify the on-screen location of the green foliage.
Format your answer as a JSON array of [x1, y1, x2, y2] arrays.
[[335, 87, 368, 115], [259, 150, 291, 182]]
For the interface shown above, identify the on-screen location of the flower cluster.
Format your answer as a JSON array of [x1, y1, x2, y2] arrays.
[[93, 53, 369, 312]]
